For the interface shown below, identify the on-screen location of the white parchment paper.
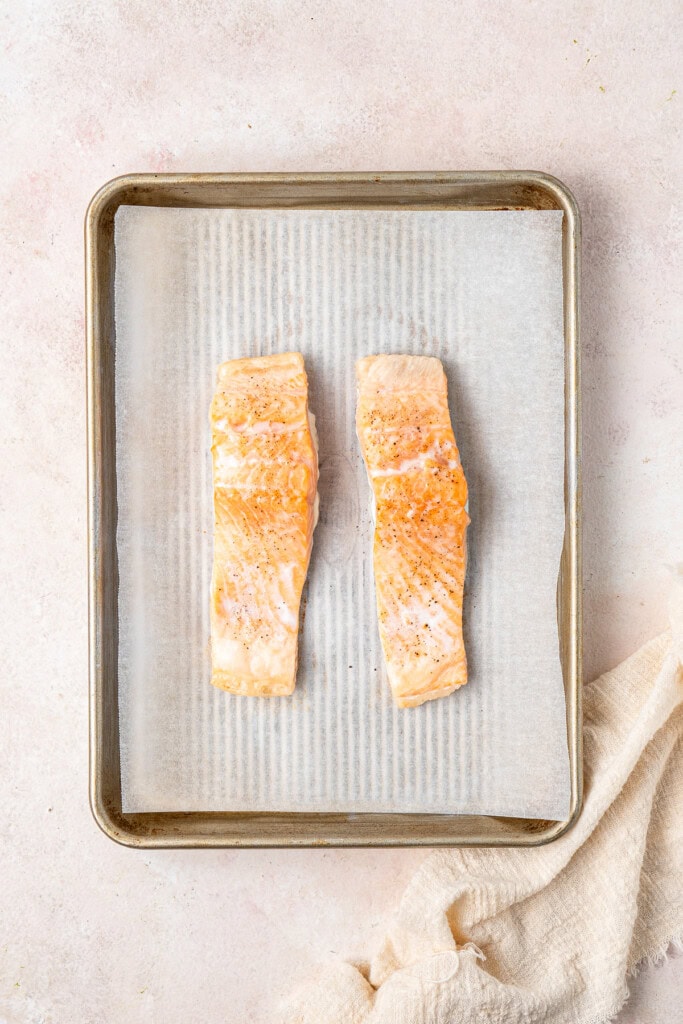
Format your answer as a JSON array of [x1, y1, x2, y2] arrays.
[[115, 206, 571, 819]]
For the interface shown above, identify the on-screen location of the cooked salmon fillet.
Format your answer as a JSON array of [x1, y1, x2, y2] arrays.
[[356, 354, 469, 708], [210, 352, 318, 696]]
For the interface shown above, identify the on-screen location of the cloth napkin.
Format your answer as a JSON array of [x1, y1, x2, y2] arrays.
[[285, 572, 683, 1024]]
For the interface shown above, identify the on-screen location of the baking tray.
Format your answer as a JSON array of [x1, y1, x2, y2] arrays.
[[86, 171, 581, 848]]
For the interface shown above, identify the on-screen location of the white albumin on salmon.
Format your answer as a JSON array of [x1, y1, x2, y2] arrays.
[[356, 354, 469, 707], [210, 352, 318, 696]]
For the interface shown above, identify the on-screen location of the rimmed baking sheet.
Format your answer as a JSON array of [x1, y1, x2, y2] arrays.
[[87, 172, 581, 847]]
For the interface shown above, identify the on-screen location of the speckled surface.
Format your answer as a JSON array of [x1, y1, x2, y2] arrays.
[[1, 2, 680, 1022]]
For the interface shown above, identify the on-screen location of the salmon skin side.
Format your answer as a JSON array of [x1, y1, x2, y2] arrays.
[[356, 354, 469, 708], [210, 352, 318, 696]]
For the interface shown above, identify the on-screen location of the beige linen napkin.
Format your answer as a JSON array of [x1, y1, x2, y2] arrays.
[[285, 573, 683, 1024]]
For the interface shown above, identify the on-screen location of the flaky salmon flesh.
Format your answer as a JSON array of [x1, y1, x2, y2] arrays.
[[210, 352, 318, 696], [356, 354, 469, 708]]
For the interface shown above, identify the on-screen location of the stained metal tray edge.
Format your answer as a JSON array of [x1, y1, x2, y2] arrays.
[[86, 170, 582, 848]]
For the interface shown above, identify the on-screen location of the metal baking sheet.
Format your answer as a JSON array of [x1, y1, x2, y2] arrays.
[[86, 172, 582, 847]]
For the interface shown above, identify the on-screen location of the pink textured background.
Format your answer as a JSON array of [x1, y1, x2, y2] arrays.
[[1, 1, 680, 1021]]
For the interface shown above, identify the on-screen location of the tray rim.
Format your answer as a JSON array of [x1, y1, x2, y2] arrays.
[[86, 170, 582, 848]]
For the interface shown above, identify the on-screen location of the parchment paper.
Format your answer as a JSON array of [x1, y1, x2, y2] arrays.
[[115, 206, 571, 819]]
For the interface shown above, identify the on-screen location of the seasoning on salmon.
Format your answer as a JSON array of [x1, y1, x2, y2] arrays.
[[356, 354, 469, 708], [210, 352, 319, 696]]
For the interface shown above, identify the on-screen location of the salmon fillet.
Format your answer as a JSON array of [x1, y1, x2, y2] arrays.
[[356, 354, 469, 708], [210, 352, 318, 696]]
